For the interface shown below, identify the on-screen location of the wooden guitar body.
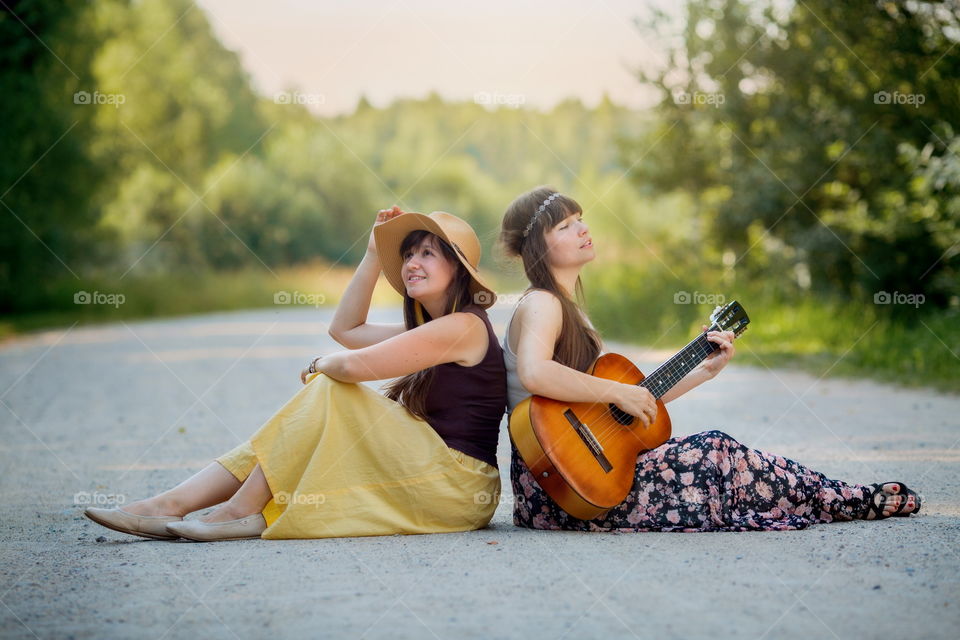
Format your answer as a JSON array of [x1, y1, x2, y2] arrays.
[[508, 300, 749, 520], [509, 352, 672, 520]]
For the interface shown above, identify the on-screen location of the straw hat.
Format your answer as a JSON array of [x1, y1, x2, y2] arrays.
[[373, 211, 497, 309]]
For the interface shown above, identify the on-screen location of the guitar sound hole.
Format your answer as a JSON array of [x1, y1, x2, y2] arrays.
[[608, 404, 635, 426]]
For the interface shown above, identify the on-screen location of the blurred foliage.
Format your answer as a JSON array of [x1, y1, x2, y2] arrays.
[[586, 255, 960, 391], [1, 0, 648, 316], [586, 0, 960, 390], [0, 259, 393, 341], [626, 0, 960, 307], [2, 0, 957, 387], [1, 0, 106, 310]]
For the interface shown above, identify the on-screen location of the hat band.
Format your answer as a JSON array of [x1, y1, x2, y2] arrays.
[[450, 242, 475, 269]]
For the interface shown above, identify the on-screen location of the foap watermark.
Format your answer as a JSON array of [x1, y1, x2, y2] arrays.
[[274, 491, 325, 506], [873, 91, 925, 108], [472, 291, 498, 306], [874, 291, 925, 308], [73, 90, 126, 108], [473, 489, 513, 506], [274, 290, 326, 307], [674, 91, 725, 108], [674, 291, 726, 305], [74, 491, 126, 506], [74, 290, 125, 308], [474, 91, 526, 109], [474, 291, 539, 307], [274, 91, 326, 106]]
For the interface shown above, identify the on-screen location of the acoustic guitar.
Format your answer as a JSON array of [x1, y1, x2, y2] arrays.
[[509, 300, 750, 520]]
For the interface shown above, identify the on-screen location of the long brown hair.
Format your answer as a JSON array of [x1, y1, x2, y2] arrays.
[[383, 230, 474, 420], [500, 186, 601, 372]]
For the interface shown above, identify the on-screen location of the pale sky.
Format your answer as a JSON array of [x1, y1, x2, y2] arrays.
[[195, 0, 677, 115]]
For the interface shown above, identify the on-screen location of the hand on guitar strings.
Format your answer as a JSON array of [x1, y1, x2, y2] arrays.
[[613, 384, 658, 426], [700, 326, 736, 378]]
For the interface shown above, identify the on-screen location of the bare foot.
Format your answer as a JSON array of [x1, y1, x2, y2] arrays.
[[864, 482, 919, 519]]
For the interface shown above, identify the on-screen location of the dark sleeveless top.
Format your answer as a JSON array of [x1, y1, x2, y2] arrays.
[[422, 305, 507, 468]]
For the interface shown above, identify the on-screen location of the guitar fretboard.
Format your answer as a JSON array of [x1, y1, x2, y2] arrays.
[[639, 330, 720, 399]]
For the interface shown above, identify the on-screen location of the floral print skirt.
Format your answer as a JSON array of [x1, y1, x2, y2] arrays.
[[511, 429, 873, 532]]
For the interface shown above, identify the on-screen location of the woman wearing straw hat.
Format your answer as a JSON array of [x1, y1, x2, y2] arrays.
[[85, 208, 507, 541]]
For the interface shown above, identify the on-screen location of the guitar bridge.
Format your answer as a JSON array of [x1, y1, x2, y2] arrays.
[[563, 409, 613, 473]]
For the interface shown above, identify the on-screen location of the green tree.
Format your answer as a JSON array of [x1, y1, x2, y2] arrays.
[[627, 0, 959, 305], [1, 0, 105, 312]]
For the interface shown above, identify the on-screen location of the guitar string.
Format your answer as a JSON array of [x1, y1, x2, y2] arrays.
[[592, 345, 713, 441], [585, 322, 741, 444], [587, 316, 747, 443], [586, 332, 719, 443], [534, 312, 745, 490], [543, 311, 744, 454]]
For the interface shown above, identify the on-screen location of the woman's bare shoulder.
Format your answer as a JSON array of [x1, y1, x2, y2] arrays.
[[517, 289, 562, 312], [514, 289, 563, 332]]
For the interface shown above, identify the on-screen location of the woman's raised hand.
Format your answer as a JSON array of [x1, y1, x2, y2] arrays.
[[701, 325, 736, 378], [366, 206, 405, 255]]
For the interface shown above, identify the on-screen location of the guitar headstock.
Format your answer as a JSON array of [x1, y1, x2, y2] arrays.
[[708, 300, 750, 337]]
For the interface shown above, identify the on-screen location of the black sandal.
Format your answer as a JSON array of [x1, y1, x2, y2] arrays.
[[864, 482, 920, 519], [892, 482, 921, 517]]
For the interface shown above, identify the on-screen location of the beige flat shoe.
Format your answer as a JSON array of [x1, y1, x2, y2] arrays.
[[165, 514, 266, 542], [84, 507, 183, 540]]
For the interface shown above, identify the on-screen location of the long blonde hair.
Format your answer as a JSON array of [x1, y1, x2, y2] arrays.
[[500, 186, 601, 372]]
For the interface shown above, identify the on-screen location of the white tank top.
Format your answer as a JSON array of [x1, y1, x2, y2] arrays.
[[501, 290, 603, 414], [502, 302, 531, 415]]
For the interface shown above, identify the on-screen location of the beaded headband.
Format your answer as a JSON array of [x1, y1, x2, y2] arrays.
[[522, 192, 562, 238]]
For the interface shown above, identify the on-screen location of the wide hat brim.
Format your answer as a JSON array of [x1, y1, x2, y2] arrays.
[[373, 211, 497, 309]]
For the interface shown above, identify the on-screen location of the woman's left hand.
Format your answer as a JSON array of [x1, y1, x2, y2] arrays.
[[700, 326, 736, 378], [300, 356, 321, 385]]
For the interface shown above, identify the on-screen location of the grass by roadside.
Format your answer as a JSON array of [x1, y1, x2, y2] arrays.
[[3, 261, 957, 393], [587, 263, 960, 394], [0, 261, 389, 340]]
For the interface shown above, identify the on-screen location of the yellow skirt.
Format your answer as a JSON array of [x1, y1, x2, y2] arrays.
[[215, 372, 501, 539]]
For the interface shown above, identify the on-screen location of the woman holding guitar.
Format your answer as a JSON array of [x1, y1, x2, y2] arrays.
[[85, 208, 507, 541], [500, 186, 921, 531]]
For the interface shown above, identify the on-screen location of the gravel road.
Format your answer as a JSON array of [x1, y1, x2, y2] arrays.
[[1, 306, 957, 639]]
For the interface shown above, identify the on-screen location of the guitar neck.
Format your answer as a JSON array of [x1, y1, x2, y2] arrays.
[[638, 329, 721, 399]]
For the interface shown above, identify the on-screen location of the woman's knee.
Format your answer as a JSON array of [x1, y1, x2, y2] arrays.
[[699, 429, 739, 447]]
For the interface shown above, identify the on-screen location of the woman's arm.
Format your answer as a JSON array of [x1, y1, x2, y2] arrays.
[[660, 327, 736, 403], [309, 311, 488, 383], [328, 208, 405, 349], [513, 292, 658, 426], [659, 367, 713, 404]]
